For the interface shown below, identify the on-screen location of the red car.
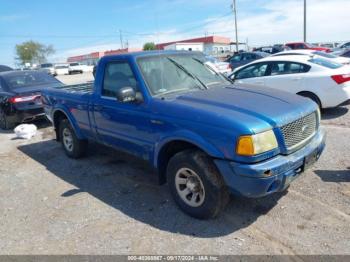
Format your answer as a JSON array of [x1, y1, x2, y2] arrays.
[[285, 42, 331, 53]]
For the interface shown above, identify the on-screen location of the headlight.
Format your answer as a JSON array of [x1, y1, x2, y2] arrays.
[[236, 130, 278, 156]]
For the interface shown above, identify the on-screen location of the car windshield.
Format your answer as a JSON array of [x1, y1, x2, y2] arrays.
[[137, 53, 230, 96], [70, 63, 79, 66], [308, 58, 343, 69], [3, 72, 60, 89], [257, 52, 270, 58], [41, 63, 53, 68], [312, 51, 337, 59], [55, 65, 68, 69], [305, 43, 317, 48]]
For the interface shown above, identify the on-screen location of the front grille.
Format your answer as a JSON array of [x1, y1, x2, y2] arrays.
[[280, 112, 317, 149]]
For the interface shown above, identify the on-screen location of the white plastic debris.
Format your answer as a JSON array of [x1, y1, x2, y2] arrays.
[[14, 124, 37, 139]]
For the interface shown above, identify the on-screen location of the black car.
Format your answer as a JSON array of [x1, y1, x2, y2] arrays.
[[253, 45, 291, 54], [0, 70, 63, 129], [0, 65, 13, 73], [226, 51, 270, 70]]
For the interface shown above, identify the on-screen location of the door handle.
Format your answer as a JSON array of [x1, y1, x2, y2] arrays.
[[292, 77, 302, 81], [254, 81, 264, 84]]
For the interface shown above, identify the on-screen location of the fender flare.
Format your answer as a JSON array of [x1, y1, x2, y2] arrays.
[[153, 129, 224, 168], [52, 106, 85, 140]]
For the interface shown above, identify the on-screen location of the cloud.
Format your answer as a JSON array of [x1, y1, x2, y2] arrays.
[[203, 0, 350, 45], [52, 0, 350, 61]]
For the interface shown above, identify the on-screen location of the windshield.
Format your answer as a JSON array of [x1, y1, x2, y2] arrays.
[[137, 54, 230, 96], [312, 51, 337, 59], [3, 72, 61, 89], [41, 63, 53, 68], [308, 58, 343, 69], [70, 63, 79, 66], [305, 43, 317, 48], [55, 65, 68, 69]]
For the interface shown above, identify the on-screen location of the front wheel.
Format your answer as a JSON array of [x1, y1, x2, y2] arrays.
[[167, 150, 230, 219], [59, 119, 87, 158]]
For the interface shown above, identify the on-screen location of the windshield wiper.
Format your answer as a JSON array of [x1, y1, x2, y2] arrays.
[[192, 57, 234, 84], [167, 57, 208, 90]]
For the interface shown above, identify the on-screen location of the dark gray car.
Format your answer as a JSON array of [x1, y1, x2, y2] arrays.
[[227, 52, 269, 70]]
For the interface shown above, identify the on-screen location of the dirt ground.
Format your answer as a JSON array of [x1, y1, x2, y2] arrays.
[[0, 75, 349, 254]]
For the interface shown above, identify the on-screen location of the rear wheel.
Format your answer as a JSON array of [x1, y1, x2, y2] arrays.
[[0, 108, 15, 130], [59, 119, 87, 158], [167, 149, 230, 219]]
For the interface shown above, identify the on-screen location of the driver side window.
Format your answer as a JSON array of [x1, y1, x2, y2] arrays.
[[102, 61, 138, 97], [235, 63, 268, 79]]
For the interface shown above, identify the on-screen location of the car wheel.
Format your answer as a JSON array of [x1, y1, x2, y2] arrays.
[[59, 119, 87, 158], [167, 149, 230, 219], [0, 108, 15, 130]]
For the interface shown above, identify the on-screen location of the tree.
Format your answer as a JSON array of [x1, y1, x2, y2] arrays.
[[143, 42, 156, 51], [15, 41, 55, 65]]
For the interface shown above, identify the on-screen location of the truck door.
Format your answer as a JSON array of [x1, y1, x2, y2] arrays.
[[92, 60, 153, 160]]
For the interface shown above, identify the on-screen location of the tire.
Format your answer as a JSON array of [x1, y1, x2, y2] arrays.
[[59, 119, 87, 158], [0, 108, 15, 130], [167, 149, 230, 219], [298, 92, 321, 109]]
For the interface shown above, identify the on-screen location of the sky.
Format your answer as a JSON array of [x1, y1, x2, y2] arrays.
[[1, 0, 349, 66]]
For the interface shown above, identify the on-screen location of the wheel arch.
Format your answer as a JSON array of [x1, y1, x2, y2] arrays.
[[154, 135, 224, 185], [52, 108, 85, 141], [297, 91, 322, 108]]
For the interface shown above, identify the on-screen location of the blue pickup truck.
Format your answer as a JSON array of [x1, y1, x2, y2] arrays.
[[42, 51, 325, 219]]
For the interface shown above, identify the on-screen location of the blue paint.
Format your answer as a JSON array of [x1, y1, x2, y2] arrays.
[[42, 51, 326, 198]]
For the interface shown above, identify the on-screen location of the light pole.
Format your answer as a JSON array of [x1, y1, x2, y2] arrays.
[[232, 0, 239, 52], [303, 0, 307, 42]]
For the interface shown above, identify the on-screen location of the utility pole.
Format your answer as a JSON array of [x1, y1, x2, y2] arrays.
[[232, 0, 239, 52], [119, 30, 123, 49], [303, 0, 307, 42]]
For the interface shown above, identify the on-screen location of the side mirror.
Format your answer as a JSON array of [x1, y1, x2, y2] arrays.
[[116, 87, 137, 103], [229, 73, 236, 82]]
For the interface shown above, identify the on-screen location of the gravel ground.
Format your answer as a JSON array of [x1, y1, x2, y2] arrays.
[[0, 76, 349, 255]]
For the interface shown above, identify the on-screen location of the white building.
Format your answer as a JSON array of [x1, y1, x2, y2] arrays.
[[163, 42, 204, 52]]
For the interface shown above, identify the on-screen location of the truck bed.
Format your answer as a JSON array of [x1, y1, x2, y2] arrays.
[[51, 82, 94, 95]]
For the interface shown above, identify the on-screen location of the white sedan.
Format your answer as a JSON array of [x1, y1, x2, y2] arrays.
[[54, 64, 69, 75], [229, 55, 350, 108], [272, 49, 350, 65], [205, 55, 232, 75]]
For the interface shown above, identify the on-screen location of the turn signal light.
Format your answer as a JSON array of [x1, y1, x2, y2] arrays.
[[236, 136, 254, 156]]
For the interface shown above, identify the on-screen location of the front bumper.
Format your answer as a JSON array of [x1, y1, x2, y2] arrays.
[[214, 129, 326, 198]]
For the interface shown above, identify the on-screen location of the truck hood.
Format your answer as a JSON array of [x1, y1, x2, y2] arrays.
[[158, 85, 317, 131]]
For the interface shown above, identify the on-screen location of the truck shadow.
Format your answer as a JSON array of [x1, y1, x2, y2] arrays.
[[314, 168, 350, 183], [17, 140, 286, 238]]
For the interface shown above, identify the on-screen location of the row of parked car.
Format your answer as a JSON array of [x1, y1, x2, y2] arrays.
[[204, 41, 350, 109], [38, 62, 94, 76]]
